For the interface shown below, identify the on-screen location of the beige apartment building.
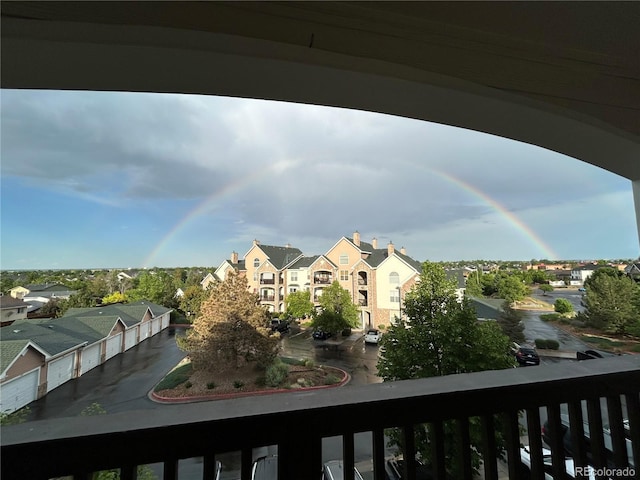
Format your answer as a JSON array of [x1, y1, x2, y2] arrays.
[[214, 231, 424, 329]]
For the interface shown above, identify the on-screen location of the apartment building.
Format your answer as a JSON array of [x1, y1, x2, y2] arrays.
[[217, 232, 424, 329]]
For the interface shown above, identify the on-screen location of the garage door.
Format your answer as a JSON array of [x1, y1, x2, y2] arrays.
[[105, 333, 122, 361], [161, 314, 170, 330], [124, 328, 137, 351], [0, 368, 39, 414], [80, 343, 101, 375], [139, 322, 150, 342], [151, 318, 161, 336], [47, 352, 76, 392]]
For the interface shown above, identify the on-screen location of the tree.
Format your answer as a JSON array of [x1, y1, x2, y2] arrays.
[[285, 290, 314, 319], [377, 262, 514, 476], [178, 285, 210, 322], [312, 281, 359, 334], [464, 271, 483, 297], [102, 292, 128, 305], [178, 272, 279, 371], [554, 298, 573, 315], [539, 284, 554, 296], [496, 275, 529, 302], [497, 301, 525, 344], [583, 271, 640, 335], [128, 271, 179, 308]]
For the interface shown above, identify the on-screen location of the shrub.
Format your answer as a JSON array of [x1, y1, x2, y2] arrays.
[[540, 313, 562, 322], [554, 298, 574, 314], [233, 380, 245, 389], [304, 359, 315, 368], [324, 374, 342, 385], [378, 324, 386, 330], [265, 360, 290, 387], [154, 363, 193, 392], [206, 382, 216, 389], [535, 339, 559, 349]]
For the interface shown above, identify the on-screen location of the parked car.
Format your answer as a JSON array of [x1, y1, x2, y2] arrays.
[[515, 345, 540, 366], [542, 414, 634, 469], [312, 328, 332, 340], [270, 318, 290, 334], [385, 457, 435, 480], [519, 445, 595, 479], [251, 455, 278, 480], [322, 460, 364, 480], [364, 329, 381, 345]]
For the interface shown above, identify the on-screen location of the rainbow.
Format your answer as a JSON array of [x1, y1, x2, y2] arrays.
[[431, 169, 558, 260], [141, 163, 285, 268]]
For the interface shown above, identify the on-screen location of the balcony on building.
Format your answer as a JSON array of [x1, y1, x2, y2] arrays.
[[260, 273, 276, 285], [357, 272, 368, 286], [313, 272, 333, 284], [358, 291, 368, 307]]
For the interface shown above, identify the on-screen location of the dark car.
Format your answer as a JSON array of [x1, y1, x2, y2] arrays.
[[312, 329, 332, 340], [515, 346, 540, 366], [270, 318, 290, 334]]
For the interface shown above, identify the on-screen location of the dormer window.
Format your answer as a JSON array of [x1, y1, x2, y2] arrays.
[[254, 258, 260, 268]]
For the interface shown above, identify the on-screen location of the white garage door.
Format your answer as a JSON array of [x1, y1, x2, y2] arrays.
[[151, 318, 161, 336], [139, 322, 150, 342], [105, 333, 123, 361], [0, 368, 39, 414], [161, 314, 170, 330], [47, 352, 76, 392], [80, 343, 101, 375], [124, 328, 137, 351]]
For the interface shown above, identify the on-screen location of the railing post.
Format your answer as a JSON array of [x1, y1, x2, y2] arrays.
[[343, 433, 355, 480], [502, 410, 521, 480], [372, 428, 386, 480], [606, 395, 629, 468], [525, 407, 545, 480], [402, 424, 417, 480], [163, 458, 178, 480], [567, 401, 589, 472], [278, 434, 322, 480], [430, 421, 446, 480], [586, 398, 607, 475], [625, 392, 640, 475], [480, 415, 498, 480], [547, 404, 569, 480], [454, 417, 473, 480]]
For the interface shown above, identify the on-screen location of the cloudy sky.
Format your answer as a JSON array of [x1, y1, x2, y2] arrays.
[[1, 89, 637, 270]]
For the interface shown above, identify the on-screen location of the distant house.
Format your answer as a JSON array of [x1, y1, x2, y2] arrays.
[[570, 264, 603, 284], [214, 251, 246, 281], [625, 262, 640, 282], [0, 300, 172, 414], [0, 296, 28, 327], [200, 273, 217, 290]]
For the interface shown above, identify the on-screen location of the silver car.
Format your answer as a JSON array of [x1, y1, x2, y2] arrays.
[[322, 460, 364, 480]]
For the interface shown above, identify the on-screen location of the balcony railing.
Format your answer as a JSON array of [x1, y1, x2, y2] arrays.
[[260, 278, 275, 285], [260, 295, 275, 302], [2, 356, 639, 480], [314, 277, 332, 284], [358, 279, 368, 286], [358, 299, 368, 306]]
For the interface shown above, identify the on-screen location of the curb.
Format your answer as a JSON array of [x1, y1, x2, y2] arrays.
[[150, 365, 350, 404]]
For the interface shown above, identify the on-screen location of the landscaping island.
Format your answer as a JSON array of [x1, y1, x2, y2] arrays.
[[151, 357, 349, 403]]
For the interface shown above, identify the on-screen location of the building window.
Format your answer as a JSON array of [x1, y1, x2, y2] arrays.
[[390, 289, 400, 302], [289, 287, 298, 293], [291, 272, 298, 281], [340, 270, 349, 281], [389, 272, 399, 284], [340, 254, 349, 265], [254, 258, 260, 268], [253, 273, 258, 282]]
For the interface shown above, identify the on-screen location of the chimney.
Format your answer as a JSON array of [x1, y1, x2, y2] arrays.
[[231, 251, 238, 264], [253, 239, 260, 246], [400, 246, 406, 255], [388, 241, 395, 255], [285, 243, 291, 248], [372, 237, 378, 249], [353, 231, 360, 246]]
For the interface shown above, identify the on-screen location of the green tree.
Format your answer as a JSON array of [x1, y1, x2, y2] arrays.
[[128, 271, 179, 308], [539, 284, 554, 296], [312, 281, 359, 334], [377, 262, 514, 476], [496, 274, 529, 302], [178, 285, 210, 322], [497, 301, 525, 344], [38, 298, 64, 318], [583, 271, 640, 335], [554, 298, 573, 314], [179, 272, 279, 371], [285, 290, 314, 319], [464, 271, 483, 297]]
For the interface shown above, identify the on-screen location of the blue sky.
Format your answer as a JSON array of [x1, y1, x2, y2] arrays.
[[1, 89, 638, 270]]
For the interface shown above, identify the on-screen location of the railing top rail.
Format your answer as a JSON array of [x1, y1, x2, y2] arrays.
[[3, 356, 638, 448]]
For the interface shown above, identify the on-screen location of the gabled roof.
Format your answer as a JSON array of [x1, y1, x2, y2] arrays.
[[5, 319, 90, 356], [250, 244, 304, 270], [0, 296, 27, 309], [288, 255, 319, 269], [325, 236, 374, 256], [25, 283, 71, 292], [127, 300, 171, 318], [0, 339, 47, 376], [308, 255, 338, 270], [359, 248, 422, 272]]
